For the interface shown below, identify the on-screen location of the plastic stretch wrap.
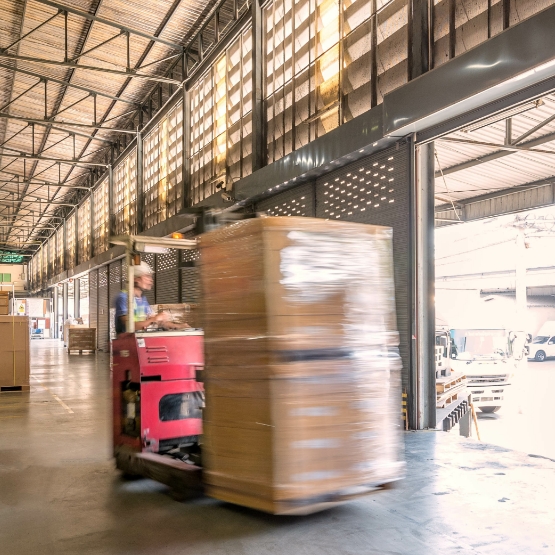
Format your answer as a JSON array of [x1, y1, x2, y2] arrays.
[[199, 217, 405, 514]]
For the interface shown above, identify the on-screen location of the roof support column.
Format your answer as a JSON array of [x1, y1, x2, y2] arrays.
[[52, 287, 58, 340], [410, 0, 431, 79], [182, 86, 190, 209], [74, 277, 80, 319], [413, 139, 436, 430], [136, 131, 145, 232], [62, 281, 69, 323], [251, 0, 265, 172], [63, 218, 67, 271], [108, 163, 115, 240]]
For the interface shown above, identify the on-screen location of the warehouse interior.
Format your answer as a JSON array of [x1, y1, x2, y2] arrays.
[[1, 0, 555, 553]]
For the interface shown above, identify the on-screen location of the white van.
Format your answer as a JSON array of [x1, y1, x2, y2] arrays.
[[528, 335, 555, 362]]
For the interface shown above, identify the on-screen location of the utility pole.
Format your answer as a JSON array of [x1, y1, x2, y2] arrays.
[[515, 227, 527, 325]]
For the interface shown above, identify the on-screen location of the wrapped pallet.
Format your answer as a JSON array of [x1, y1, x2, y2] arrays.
[[199, 217, 404, 514]]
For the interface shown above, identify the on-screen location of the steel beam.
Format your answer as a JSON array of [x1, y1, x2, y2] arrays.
[[0, 63, 138, 105], [0, 112, 137, 134], [0, 151, 109, 167], [435, 131, 555, 178], [513, 112, 555, 145], [0, 179, 90, 190], [183, 4, 250, 93], [0, 224, 57, 230], [0, 204, 64, 219], [0, 182, 90, 191], [435, 175, 555, 210], [0, 12, 59, 52], [33, 0, 184, 51], [0, 53, 182, 84], [1, 119, 111, 144], [437, 136, 555, 155], [0, 198, 76, 207]]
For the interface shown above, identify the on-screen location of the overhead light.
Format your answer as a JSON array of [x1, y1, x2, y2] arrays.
[[461, 99, 544, 133], [134, 242, 167, 254]]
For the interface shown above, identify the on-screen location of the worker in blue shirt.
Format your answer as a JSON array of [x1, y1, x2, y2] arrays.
[[114, 262, 169, 334]]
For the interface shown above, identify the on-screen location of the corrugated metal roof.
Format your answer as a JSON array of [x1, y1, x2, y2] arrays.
[[0, 0, 219, 253], [435, 92, 555, 208]]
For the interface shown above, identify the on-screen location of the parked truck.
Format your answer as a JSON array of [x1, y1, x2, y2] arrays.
[[435, 324, 525, 413]]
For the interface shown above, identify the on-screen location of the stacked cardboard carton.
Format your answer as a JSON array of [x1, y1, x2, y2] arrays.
[[0, 316, 30, 389], [0, 291, 10, 315], [199, 217, 404, 514]]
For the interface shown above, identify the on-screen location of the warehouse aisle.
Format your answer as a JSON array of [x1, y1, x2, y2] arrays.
[[0, 340, 554, 555]]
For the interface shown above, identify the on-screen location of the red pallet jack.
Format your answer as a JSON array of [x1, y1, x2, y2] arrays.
[[111, 234, 206, 499]]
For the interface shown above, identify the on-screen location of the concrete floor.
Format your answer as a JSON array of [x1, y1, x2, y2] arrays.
[[1, 340, 554, 555]]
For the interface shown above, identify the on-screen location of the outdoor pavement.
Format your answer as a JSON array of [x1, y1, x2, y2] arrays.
[[476, 358, 555, 461]]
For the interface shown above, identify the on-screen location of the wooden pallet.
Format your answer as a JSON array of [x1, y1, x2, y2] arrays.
[[0, 384, 30, 393], [206, 482, 392, 516], [436, 371, 466, 393], [67, 349, 95, 355], [437, 382, 467, 408]]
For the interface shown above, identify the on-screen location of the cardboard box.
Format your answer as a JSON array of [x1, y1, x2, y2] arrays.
[[199, 217, 403, 513], [64, 323, 88, 344], [0, 316, 30, 387]]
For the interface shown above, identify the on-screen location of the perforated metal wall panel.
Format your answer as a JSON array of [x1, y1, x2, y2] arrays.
[[89, 269, 98, 347], [141, 253, 156, 305], [97, 266, 109, 351], [255, 182, 315, 216], [156, 249, 179, 304]]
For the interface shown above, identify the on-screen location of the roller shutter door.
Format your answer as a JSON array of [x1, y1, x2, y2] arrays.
[[314, 144, 411, 397], [98, 265, 109, 351], [156, 249, 179, 304], [253, 143, 412, 400], [121, 261, 128, 292], [181, 231, 200, 303], [255, 182, 315, 216], [109, 260, 122, 340], [89, 269, 98, 347]]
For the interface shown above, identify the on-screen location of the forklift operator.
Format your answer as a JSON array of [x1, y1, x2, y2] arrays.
[[114, 262, 168, 334]]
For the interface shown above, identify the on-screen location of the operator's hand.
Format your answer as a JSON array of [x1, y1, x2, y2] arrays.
[[152, 311, 171, 323], [164, 321, 192, 330]]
